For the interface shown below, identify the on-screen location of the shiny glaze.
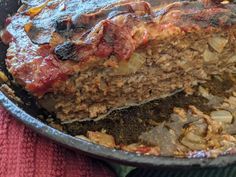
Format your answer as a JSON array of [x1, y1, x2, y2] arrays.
[[2, 0, 236, 96]]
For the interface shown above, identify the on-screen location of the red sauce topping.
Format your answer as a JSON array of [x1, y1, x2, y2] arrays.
[[2, 0, 236, 96]]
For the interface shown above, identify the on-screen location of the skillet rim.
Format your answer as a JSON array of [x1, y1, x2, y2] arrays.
[[2, 0, 236, 168], [1, 91, 236, 168]]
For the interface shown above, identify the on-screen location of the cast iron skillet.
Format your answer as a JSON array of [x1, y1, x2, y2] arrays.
[[1, 0, 236, 168]]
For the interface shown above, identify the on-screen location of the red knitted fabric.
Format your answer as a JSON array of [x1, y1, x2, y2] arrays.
[[0, 106, 116, 177]]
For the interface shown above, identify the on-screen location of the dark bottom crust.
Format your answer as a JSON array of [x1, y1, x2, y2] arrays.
[[39, 29, 236, 122]]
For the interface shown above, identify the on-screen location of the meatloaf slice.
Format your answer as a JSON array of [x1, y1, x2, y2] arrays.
[[2, 0, 236, 122]]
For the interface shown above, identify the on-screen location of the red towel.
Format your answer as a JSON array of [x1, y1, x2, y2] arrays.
[[0, 106, 116, 177]]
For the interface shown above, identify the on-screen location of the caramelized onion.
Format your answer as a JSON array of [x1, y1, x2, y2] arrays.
[[116, 52, 146, 75], [181, 136, 207, 150], [87, 131, 116, 148], [26, 0, 50, 17], [203, 48, 218, 63], [185, 132, 206, 144], [0, 71, 8, 83], [208, 36, 228, 53], [210, 110, 233, 124], [24, 22, 33, 33], [228, 55, 236, 64]]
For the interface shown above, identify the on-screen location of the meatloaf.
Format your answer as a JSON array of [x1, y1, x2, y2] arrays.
[[1, 0, 236, 122]]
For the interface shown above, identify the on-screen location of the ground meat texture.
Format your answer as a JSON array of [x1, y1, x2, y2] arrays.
[[39, 30, 236, 122], [3, 0, 236, 121]]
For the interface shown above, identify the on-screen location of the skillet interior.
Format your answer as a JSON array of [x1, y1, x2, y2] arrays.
[[1, 0, 236, 168]]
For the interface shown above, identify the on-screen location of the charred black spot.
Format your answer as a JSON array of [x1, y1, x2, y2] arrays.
[[55, 16, 74, 32], [209, 13, 222, 27], [54, 42, 77, 60], [56, 20, 67, 31], [74, 23, 88, 32]]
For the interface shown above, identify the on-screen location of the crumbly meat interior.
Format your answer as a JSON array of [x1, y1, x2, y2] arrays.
[[39, 30, 236, 122], [3, 0, 236, 122]]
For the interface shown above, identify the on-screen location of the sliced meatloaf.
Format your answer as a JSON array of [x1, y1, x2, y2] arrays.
[[2, 0, 236, 122]]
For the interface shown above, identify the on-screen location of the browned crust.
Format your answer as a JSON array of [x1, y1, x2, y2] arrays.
[[2, 0, 236, 96]]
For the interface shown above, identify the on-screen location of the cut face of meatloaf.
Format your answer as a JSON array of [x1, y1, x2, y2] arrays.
[[2, 0, 236, 122]]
